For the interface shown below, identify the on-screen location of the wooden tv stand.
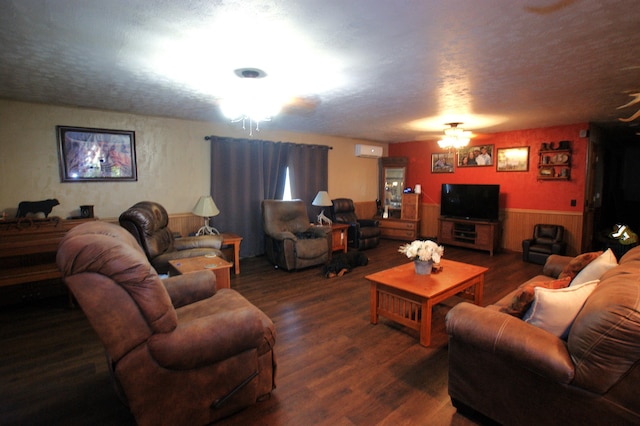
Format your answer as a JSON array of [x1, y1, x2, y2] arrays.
[[438, 217, 500, 256]]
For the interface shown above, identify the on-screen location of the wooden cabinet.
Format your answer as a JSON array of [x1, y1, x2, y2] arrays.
[[378, 157, 421, 240], [380, 157, 407, 219], [379, 192, 420, 241], [0, 217, 96, 288], [537, 145, 571, 180], [438, 217, 500, 256], [401, 193, 419, 220], [378, 218, 419, 241]]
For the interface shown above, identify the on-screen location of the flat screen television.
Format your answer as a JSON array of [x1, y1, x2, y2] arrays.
[[440, 184, 500, 222]]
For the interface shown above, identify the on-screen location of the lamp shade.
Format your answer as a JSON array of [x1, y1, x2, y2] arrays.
[[192, 196, 220, 217], [312, 191, 332, 207]]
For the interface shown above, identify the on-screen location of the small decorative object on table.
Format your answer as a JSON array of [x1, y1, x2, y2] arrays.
[[399, 239, 445, 275]]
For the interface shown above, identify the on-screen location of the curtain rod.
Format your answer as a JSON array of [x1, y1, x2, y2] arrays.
[[204, 135, 332, 150]]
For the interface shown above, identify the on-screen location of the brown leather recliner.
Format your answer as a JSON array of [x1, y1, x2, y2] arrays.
[[262, 199, 331, 271], [119, 201, 224, 274], [331, 198, 380, 250], [56, 221, 276, 425], [522, 223, 567, 264]]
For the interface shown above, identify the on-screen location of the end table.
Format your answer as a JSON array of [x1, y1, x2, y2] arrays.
[[330, 223, 350, 253]]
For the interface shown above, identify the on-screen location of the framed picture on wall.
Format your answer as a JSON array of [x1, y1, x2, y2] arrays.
[[431, 152, 455, 173], [496, 146, 530, 172], [56, 125, 137, 182], [457, 144, 494, 167]]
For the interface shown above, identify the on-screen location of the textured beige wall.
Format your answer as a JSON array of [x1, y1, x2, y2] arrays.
[[0, 99, 386, 219]]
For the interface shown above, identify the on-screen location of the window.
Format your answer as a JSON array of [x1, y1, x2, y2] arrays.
[[283, 167, 292, 201]]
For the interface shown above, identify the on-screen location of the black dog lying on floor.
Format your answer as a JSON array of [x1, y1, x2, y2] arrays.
[[323, 251, 369, 278]]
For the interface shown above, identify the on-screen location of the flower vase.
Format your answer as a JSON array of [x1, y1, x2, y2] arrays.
[[414, 259, 433, 275]]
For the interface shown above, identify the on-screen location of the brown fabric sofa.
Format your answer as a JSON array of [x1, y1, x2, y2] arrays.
[[57, 221, 276, 425], [119, 201, 224, 274], [446, 246, 640, 425]]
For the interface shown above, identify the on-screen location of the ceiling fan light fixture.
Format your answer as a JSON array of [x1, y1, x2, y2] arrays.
[[437, 122, 471, 150]]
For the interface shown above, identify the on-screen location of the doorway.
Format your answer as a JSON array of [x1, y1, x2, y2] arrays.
[[588, 124, 640, 251]]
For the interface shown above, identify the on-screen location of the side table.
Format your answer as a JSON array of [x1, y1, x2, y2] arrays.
[[220, 233, 243, 274], [168, 255, 232, 289], [330, 223, 350, 253]]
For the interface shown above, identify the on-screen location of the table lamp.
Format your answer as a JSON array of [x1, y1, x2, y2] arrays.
[[192, 195, 220, 235], [312, 191, 333, 226]]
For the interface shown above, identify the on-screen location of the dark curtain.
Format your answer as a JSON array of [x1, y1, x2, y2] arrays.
[[208, 136, 328, 258], [288, 144, 330, 223]]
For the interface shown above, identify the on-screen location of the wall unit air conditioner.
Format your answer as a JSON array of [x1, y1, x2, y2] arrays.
[[355, 144, 383, 158]]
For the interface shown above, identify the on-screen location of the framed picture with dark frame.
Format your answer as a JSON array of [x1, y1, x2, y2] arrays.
[[56, 125, 137, 182], [496, 146, 530, 172], [457, 144, 494, 167], [431, 152, 455, 173]]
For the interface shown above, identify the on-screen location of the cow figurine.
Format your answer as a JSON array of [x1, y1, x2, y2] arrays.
[[16, 199, 60, 218]]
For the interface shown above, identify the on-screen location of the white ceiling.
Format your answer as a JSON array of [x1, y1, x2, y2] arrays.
[[1, 0, 639, 142]]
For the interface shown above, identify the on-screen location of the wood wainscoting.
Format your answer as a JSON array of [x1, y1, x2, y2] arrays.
[[418, 203, 584, 256], [104, 213, 207, 237], [500, 209, 583, 256], [354, 200, 378, 221], [167, 213, 205, 237], [156, 203, 585, 256], [419, 203, 441, 239]]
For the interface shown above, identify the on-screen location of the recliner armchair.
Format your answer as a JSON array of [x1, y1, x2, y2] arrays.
[[56, 221, 276, 425], [262, 199, 331, 271], [522, 223, 567, 264], [331, 198, 380, 250], [119, 201, 224, 274]]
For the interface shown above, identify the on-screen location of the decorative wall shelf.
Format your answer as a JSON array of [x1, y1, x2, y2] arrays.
[[537, 142, 571, 180]]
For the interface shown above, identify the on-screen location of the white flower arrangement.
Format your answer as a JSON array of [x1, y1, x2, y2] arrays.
[[399, 240, 444, 263]]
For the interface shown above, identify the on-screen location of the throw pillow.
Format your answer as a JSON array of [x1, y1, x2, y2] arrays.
[[570, 248, 617, 287], [523, 279, 599, 339], [500, 276, 572, 318], [558, 251, 603, 280]]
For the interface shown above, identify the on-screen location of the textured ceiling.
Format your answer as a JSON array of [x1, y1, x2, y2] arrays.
[[1, 0, 639, 142]]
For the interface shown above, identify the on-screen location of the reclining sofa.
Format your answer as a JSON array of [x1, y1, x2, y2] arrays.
[[446, 246, 640, 425]]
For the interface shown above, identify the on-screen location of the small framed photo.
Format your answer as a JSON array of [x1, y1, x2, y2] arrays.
[[431, 152, 455, 173], [56, 126, 137, 182], [496, 147, 530, 172], [457, 144, 494, 167]]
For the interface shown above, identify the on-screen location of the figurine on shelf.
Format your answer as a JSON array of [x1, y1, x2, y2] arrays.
[[16, 198, 60, 218]]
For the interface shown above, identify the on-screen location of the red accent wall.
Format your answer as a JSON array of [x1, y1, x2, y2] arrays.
[[389, 123, 587, 212]]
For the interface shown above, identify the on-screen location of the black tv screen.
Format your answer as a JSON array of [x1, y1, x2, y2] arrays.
[[440, 184, 500, 222]]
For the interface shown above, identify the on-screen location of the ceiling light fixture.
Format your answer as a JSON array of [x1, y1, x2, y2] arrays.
[[437, 122, 471, 150], [220, 68, 282, 136]]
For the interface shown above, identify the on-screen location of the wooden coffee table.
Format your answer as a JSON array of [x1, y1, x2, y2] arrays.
[[365, 258, 487, 347], [168, 255, 232, 289]]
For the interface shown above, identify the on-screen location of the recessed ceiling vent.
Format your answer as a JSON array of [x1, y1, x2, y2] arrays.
[[234, 68, 267, 79]]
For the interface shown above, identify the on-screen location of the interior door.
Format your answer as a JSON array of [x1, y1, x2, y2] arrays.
[[582, 125, 605, 252]]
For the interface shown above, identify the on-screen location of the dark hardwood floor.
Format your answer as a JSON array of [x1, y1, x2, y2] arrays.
[[0, 239, 542, 425]]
